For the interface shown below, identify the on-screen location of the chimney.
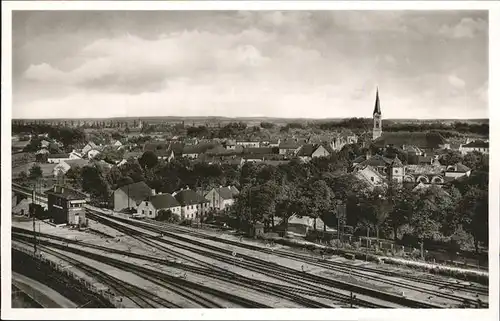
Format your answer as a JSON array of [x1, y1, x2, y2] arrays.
[[151, 189, 156, 196], [366, 150, 372, 160]]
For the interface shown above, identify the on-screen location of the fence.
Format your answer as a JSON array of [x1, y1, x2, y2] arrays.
[[12, 244, 123, 308]]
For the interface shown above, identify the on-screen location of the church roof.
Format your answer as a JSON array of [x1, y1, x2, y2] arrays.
[[373, 88, 381, 115], [391, 155, 404, 167], [373, 132, 448, 149]]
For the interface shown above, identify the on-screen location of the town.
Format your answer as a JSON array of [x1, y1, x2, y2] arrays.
[[11, 90, 489, 309]]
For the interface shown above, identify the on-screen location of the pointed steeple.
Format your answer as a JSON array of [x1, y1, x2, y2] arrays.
[[373, 87, 381, 115]]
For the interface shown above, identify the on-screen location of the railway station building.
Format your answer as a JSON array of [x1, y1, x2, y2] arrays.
[[46, 185, 88, 226]]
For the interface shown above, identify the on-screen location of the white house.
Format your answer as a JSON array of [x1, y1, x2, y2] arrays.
[[459, 140, 489, 155], [53, 159, 90, 177], [236, 140, 260, 148], [69, 150, 83, 159], [296, 144, 331, 162], [87, 149, 101, 160], [47, 153, 71, 164], [445, 163, 471, 179], [354, 165, 387, 190], [136, 193, 182, 219], [204, 186, 240, 211], [82, 142, 99, 155], [172, 187, 210, 220]]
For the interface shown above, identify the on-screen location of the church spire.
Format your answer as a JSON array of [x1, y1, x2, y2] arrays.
[[373, 87, 381, 115]]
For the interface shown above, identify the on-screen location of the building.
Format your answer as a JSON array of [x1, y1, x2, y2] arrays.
[[278, 138, 303, 156], [444, 163, 472, 179], [236, 140, 260, 148], [136, 192, 181, 219], [172, 187, 210, 220], [388, 155, 405, 183], [352, 153, 393, 174], [82, 141, 100, 155], [204, 186, 240, 211], [370, 89, 449, 151], [354, 165, 387, 190], [69, 150, 83, 159], [87, 149, 101, 160], [46, 185, 88, 225], [47, 153, 71, 164], [296, 144, 331, 162], [372, 88, 382, 140], [53, 159, 90, 177], [113, 181, 154, 212], [459, 140, 489, 155], [225, 139, 237, 150]]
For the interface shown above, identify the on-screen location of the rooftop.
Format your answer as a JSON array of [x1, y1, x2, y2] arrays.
[[148, 193, 180, 209]]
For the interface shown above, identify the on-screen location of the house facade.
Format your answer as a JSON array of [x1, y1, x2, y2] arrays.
[[459, 140, 489, 155], [46, 185, 87, 225], [204, 186, 240, 211], [172, 188, 210, 220], [113, 181, 154, 212], [136, 193, 182, 219]]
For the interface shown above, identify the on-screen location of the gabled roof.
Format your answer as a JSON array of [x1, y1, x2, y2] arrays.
[[406, 164, 446, 175], [63, 159, 90, 168], [46, 185, 88, 201], [279, 138, 303, 149], [48, 153, 70, 159], [243, 147, 274, 155], [374, 132, 448, 149], [355, 165, 386, 186], [462, 140, 489, 148], [446, 163, 471, 173], [143, 142, 172, 157], [115, 181, 153, 204], [391, 155, 404, 167], [355, 154, 393, 167], [148, 193, 180, 209], [174, 189, 209, 206]]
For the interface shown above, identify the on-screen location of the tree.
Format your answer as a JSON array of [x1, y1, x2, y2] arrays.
[[139, 151, 158, 169], [459, 187, 488, 252], [303, 179, 333, 231], [386, 187, 414, 240], [157, 209, 180, 223], [17, 171, 28, 183], [29, 164, 43, 181], [82, 166, 111, 205], [439, 150, 463, 166]]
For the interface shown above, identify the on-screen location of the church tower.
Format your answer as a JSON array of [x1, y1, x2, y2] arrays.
[[388, 155, 404, 184], [372, 88, 382, 140]]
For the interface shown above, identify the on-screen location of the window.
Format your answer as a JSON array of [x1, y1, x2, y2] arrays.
[[142, 210, 144, 214], [145, 201, 149, 206], [149, 211, 152, 215], [371, 177, 374, 182], [394, 169, 398, 174]]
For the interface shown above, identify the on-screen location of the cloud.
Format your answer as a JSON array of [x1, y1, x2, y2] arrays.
[[475, 81, 488, 103], [13, 11, 489, 120], [448, 74, 466, 88], [439, 17, 487, 39]]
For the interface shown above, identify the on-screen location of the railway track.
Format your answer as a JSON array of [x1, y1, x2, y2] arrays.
[[144, 219, 489, 296], [85, 210, 447, 308], [12, 233, 272, 308], [82, 215, 363, 307], [13, 238, 180, 308], [91, 212, 485, 307]]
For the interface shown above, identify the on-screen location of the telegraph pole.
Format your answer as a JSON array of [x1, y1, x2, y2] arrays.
[[32, 181, 37, 255]]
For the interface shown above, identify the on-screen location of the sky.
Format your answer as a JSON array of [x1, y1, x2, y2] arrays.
[[12, 10, 488, 119]]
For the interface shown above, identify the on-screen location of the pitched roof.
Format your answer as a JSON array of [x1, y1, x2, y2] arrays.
[[356, 154, 393, 167], [148, 193, 180, 209], [391, 155, 403, 167], [213, 186, 239, 200], [296, 144, 317, 157], [355, 165, 386, 186], [174, 189, 209, 206], [462, 140, 489, 148], [48, 153, 70, 158], [279, 139, 302, 149], [87, 141, 99, 149], [243, 147, 274, 155], [406, 164, 446, 175], [230, 186, 240, 195], [446, 163, 471, 173], [374, 132, 448, 149], [63, 159, 90, 168], [46, 185, 88, 201], [115, 181, 153, 204], [143, 142, 172, 157], [373, 88, 381, 115]]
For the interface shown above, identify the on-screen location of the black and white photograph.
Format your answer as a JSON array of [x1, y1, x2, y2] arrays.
[[1, 1, 498, 320]]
